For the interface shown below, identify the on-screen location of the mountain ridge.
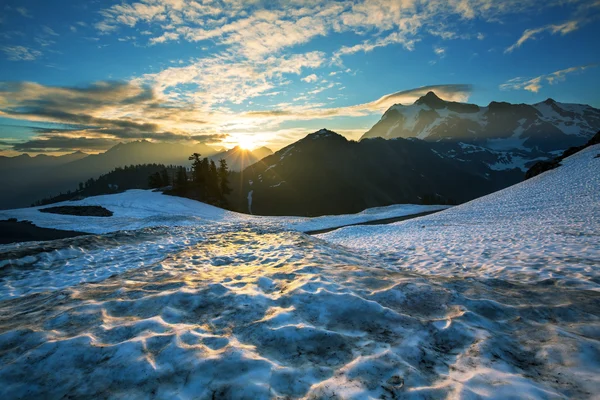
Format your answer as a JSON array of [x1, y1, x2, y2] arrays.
[[229, 128, 522, 216], [361, 92, 600, 172]]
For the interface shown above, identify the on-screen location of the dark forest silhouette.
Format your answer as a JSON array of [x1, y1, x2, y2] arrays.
[[33, 155, 233, 209]]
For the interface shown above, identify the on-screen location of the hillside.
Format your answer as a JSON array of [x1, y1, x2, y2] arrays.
[[228, 129, 522, 216]]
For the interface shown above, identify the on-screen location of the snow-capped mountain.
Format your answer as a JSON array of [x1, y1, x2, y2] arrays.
[[361, 92, 600, 171]]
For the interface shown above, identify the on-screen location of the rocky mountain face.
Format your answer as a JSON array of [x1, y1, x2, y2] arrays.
[[361, 92, 600, 171], [229, 129, 522, 216]]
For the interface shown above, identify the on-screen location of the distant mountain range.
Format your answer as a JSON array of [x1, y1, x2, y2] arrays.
[[0, 151, 88, 170], [361, 92, 600, 171], [3, 92, 597, 213], [0, 140, 271, 209], [228, 129, 522, 216]]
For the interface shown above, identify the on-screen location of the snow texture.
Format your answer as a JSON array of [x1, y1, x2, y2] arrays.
[[0, 191, 447, 236], [0, 146, 599, 399], [320, 145, 600, 289]]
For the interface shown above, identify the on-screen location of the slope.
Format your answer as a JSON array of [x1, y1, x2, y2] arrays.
[[229, 129, 522, 216]]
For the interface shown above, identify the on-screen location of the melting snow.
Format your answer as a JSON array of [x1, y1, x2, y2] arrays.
[[320, 145, 600, 288], [0, 147, 598, 398]]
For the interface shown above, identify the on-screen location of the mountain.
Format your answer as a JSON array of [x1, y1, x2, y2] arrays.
[[361, 92, 600, 171], [0, 151, 88, 171], [0, 140, 218, 209], [208, 146, 273, 171], [228, 129, 522, 216]]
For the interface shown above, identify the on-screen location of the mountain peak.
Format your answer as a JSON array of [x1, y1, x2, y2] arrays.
[[306, 128, 346, 141], [414, 91, 446, 108], [543, 98, 556, 105]]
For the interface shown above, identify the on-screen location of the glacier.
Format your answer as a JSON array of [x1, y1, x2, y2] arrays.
[[0, 145, 599, 399]]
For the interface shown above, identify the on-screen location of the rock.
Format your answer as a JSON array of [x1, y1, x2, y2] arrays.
[[525, 160, 561, 180], [525, 130, 600, 179], [39, 205, 113, 217]]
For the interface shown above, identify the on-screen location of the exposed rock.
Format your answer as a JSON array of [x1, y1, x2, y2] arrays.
[[39, 205, 113, 217], [525, 131, 600, 179]]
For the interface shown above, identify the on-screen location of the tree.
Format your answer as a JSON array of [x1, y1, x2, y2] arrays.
[[174, 166, 188, 191], [218, 158, 232, 200], [160, 168, 170, 187], [148, 172, 162, 188], [208, 160, 219, 199], [188, 153, 203, 187]]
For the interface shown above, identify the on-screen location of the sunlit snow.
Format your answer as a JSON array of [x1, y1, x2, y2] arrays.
[[0, 146, 598, 399]]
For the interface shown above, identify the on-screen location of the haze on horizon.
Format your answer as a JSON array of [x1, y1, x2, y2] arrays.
[[1, 0, 599, 156]]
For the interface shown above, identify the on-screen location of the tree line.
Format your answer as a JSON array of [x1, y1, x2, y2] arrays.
[[160, 153, 232, 208], [33, 164, 179, 206], [33, 156, 234, 209]]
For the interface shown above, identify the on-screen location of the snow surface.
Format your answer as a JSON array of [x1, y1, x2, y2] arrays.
[[0, 147, 599, 399], [320, 145, 600, 288], [0, 191, 447, 236]]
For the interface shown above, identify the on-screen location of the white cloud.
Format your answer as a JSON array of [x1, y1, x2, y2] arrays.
[[1, 46, 42, 61], [149, 31, 179, 44], [42, 26, 59, 36], [301, 74, 318, 83], [499, 64, 597, 92], [15, 7, 32, 18], [505, 20, 580, 53]]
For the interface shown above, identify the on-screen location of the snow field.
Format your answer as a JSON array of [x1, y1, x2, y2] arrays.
[[0, 145, 598, 398]]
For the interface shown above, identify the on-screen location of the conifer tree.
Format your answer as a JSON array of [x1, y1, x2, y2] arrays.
[[208, 160, 219, 199], [218, 158, 232, 198], [160, 168, 170, 187], [148, 172, 162, 188], [174, 166, 188, 191]]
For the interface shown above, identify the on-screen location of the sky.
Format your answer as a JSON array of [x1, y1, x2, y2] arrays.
[[0, 0, 599, 155]]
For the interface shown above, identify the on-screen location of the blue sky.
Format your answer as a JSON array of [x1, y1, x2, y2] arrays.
[[0, 0, 599, 154]]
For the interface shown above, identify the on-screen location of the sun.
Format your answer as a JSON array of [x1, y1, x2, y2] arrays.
[[237, 136, 256, 150]]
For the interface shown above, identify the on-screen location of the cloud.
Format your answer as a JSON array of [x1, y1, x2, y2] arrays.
[[244, 84, 473, 121], [505, 20, 580, 53], [1, 46, 42, 61], [499, 64, 596, 92], [503, 0, 600, 54], [94, 0, 570, 61], [138, 51, 326, 106], [15, 7, 32, 18], [0, 79, 472, 154], [11, 136, 119, 153], [42, 26, 60, 36], [333, 31, 418, 62], [301, 74, 318, 83], [149, 31, 179, 44]]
